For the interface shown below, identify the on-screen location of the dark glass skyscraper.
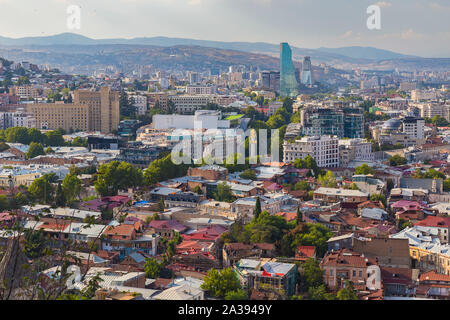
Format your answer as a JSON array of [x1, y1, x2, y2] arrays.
[[280, 42, 299, 98]]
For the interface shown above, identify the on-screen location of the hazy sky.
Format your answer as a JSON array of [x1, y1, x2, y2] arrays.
[[0, 0, 449, 57]]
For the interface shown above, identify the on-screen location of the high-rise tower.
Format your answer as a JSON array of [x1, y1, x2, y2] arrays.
[[301, 56, 313, 86], [280, 43, 299, 98]]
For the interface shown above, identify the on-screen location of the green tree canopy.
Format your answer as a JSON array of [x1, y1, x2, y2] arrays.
[[225, 289, 248, 300], [62, 173, 82, 203], [389, 155, 407, 166], [318, 171, 337, 188], [201, 268, 241, 298], [240, 169, 257, 180], [28, 174, 55, 204], [144, 258, 162, 279], [354, 163, 375, 175], [26, 142, 45, 159], [213, 182, 234, 203], [336, 281, 359, 300], [95, 161, 143, 196]]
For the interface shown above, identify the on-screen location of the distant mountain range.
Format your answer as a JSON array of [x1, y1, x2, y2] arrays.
[[0, 33, 448, 72]]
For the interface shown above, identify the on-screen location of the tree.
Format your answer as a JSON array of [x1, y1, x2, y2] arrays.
[[294, 155, 319, 177], [292, 223, 332, 257], [301, 258, 324, 291], [0, 195, 10, 211], [26, 142, 45, 159], [158, 198, 165, 213], [431, 115, 448, 127], [119, 91, 136, 119], [336, 281, 359, 300], [318, 171, 337, 188], [213, 182, 233, 202], [12, 192, 29, 208], [240, 169, 256, 180], [193, 186, 203, 195], [71, 137, 87, 147], [370, 194, 386, 207], [201, 268, 241, 298], [55, 182, 66, 207], [389, 155, 407, 166], [296, 208, 302, 225], [308, 285, 336, 300], [423, 169, 446, 180], [81, 273, 103, 299], [398, 219, 413, 231], [144, 154, 188, 185], [28, 174, 55, 204], [354, 164, 375, 175], [349, 183, 359, 190], [45, 130, 65, 146], [62, 173, 82, 203], [444, 178, 450, 192], [144, 258, 162, 279], [294, 181, 311, 191], [245, 211, 289, 244], [254, 197, 262, 221], [95, 161, 143, 196], [225, 289, 248, 300]]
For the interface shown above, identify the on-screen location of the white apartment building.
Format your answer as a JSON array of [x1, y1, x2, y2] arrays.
[[414, 103, 450, 122], [339, 138, 374, 167], [411, 90, 438, 102], [283, 135, 339, 168], [168, 95, 214, 114], [13, 111, 36, 128], [403, 117, 425, 139], [0, 110, 36, 129], [129, 94, 148, 116], [152, 110, 230, 130], [186, 85, 217, 95]]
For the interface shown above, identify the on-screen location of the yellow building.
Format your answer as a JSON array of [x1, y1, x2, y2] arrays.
[[410, 244, 450, 276], [28, 102, 90, 132], [28, 87, 119, 133], [9, 85, 39, 99], [73, 87, 120, 133], [0, 172, 41, 188]]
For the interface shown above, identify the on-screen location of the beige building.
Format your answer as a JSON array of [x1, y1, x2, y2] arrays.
[[9, 85, 39, 99], [28, 87, 119, 133], [73, 87, 120, 133], [28, 102, 90, 132]]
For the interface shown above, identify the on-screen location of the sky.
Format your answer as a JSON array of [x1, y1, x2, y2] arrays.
[[0, 0, 449, 57]]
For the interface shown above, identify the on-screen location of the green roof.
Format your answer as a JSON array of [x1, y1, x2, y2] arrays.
[[225, 114, 244, 120]]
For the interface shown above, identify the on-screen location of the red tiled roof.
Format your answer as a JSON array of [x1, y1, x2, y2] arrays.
[[415, 216, 450, 228], [295, 246, 316, 259], [275, 211, 297, 222], [104, 224, 135, 237], [149, 219, 187, 232], [419, 271, 450, 283], [321, 249, 377, 268]]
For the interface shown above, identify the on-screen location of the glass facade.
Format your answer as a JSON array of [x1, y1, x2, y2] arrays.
[[301, 108, 364, 139], [301, 56, 313, 86], [280, 43, 299, 98]]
